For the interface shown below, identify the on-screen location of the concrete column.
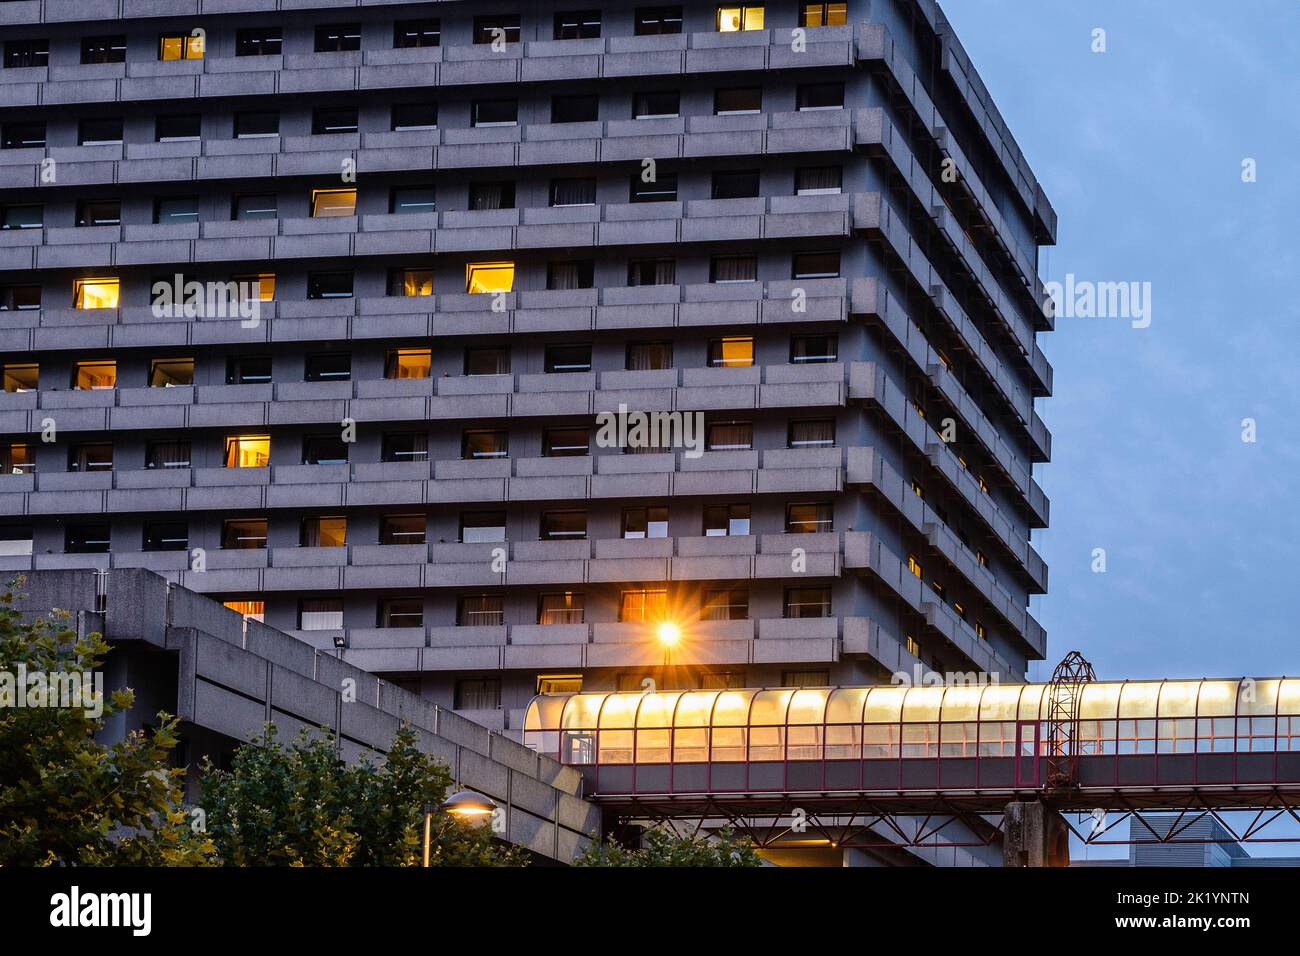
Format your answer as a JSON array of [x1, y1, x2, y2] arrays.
[[1003, 800, 1070, 867]]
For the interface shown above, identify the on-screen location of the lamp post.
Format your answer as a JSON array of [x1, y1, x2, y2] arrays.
[[422, 790, 499, 867]]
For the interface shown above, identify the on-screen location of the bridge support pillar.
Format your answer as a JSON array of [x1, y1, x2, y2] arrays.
[[1002, 801, 1070, 867]]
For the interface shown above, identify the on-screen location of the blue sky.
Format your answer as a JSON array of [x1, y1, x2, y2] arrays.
[[940, 1, 1300, 681]]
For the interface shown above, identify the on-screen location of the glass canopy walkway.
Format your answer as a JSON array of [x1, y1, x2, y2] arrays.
[[523, 679, 1300, 802]]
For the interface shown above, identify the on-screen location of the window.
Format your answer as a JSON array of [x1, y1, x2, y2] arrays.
[[783, 669, 830, 687], [706, 420, 753, 451], [788, 419, 836, 449], [540, 511, 587, 541], [299, 598, 344, 630], [469, 181, 515, 210], [300, 516, 347, 547], [224, 601, 265, 623], [703, 502, 752, 539], [717, 5, 765, 31], [708, 336, 754, 367], [801, 2, 847, 26], [156, 114, 200, 143], [798, 82, 845, 110], [382, 432, 429, 464], [2, 123, 46, 149], [714, 87, 761, 115], [304, 353, 350, 382], [543, 427, 589, 457], [380, 514, 426, 546], [159, 33, 204, 61], [465, 261, 514, 294], [144, 521, 188, 552], [635, 6, 683, 35], [0, 445, 33, 475], [315, 23, 361, 53], [235, 111, 278, 139], [550, 177, 597, 208], [906, 634, 921, 657], [385, 349, 431, 379], [623, 506, 668, 539], [226, 355, 271, 385], [66, 523, 111, 554], [2, 204, 42, 230], [552, 94, 598, 124], [471, 99, 518, 127], [619, 588, 668, 622], [394, 19, 440, 48], [235, 28, 282, 57], [76, 200, 120, 227], [68, 443, 112, 473], [0, 285, 40, 310], [785, 501, 833, 533], [71, 360, 116, 389], [466, 347, 510, 376], [712, 169, 760, 200], [457, 594, 504, 626], [701, 671, 746, 689], [702, 588, 748, 621], [545, 344, 592, 373], [630, 173, 677, 203], [310, 188, 356, 218], [221, 518, 267, 550], [2, 364, 38, 392], [710, 255, 757, 283], [907, 555, 923, 579], [390, 186, 436, 214], [4, 39, 49, 69], [146, 440, 190, 470], [155, 196, 199, 225], [82, 35, 126, 64], [384, 267, 431, 298], [460, 511, 506, 544], [455, 678, 502, 710], [633, 91, 680, 119], [149, 357, 193, 387], [796, 165, 842, 195], [539, 592, 585, 624], [791, 334, 838, 364], [547, 260, 594, 291], [378, 598, 423, 628], [224, 435, 270, 468], [79, 118, 123, 146], [391, 103, 437, 132], [312, 108, 359, 135], [307, 272, 353, 299], [474, 16, 521, 44], [462, 430, 508, 460], [232, 272, 276, 301], [536, 674, 583, 694], [555, 10, 601, 40], [302, 435, 348, 465], [627, 341, 672, 370], [793, 250, 841, 279], [0, 525, 33, 556], [784, 587, 831, 618]]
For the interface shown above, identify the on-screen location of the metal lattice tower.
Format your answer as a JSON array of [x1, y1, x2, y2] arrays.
[[1044, 651, 1097, 791]]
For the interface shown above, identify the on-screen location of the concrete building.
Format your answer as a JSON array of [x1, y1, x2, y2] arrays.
[[0, 0, 1054, 741]]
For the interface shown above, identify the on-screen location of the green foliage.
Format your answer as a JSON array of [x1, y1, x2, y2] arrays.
[[576, 826, 762, 867], [0, 578, 216, 866], [200, 723, 528, 867]]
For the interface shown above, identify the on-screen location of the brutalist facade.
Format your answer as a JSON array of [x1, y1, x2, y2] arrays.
[[0, 0, 1055, 739]]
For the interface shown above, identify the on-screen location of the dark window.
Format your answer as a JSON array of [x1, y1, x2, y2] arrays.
[[379, 514, 426, 546], [469, 181, 515, 210], [76, 200, 121, 227], [791, 334, 837, 364], [221, 518, 267, 550], [714, 87, 761, 115], [226, 355, 271, 385], [377, 598, 423, 628], [630, 172, 677, 203], [394, 19, 440, 48], [702, 588, 748, 621], [391, 103, 437, 131], [789, 419, 836, 449], [635, 6, 684, 35], [627, 341, 672, 370], [540, 510, 587, 541], [552, 94, 598, 124], [144, 521, 188, 552], [387, 268, 433, 296], [299, 598, 344, 630], [457, 594, 504, 626], [390, 186, 436, 214], [792, 250, 841, 279], [544, 344, 592, 373], [4, 39, 49, 69], [68, 443, 113, 473], [315, 23, 361, 53], [307, 272, 353, 299], [81, 35, 126, 65], [701, 671, 746, 689], [234, 111, 278, 138], [705, 421, 753, 451], [710, 255, 757, 283], [154, 196, 198, 225], [549, 177, 596, 207], [704, 504, 751, 536], [460, 512, 506, 543], [628, 258, 676, 286], [785, 501, 833, 533], [312, 107, 358, 135], [235, 28, 282, 57], [382, 432, 429, 463], [455, 677, 502, 709], [633, 91, 680, 119], [712, 169, 760, 200], [302, 435, 348, 465], [543, 428, 589, 457], [156, 114, 200, 143], [149, 358, 193, 387], [796, 165, 842, 195], [233, 193, 277, 221], [465, 348, 510, 376], [66, 523, 111, 554], [546, 260, 594, 291], [79, 117, 124, 146], [304, 352, 351, 382], [797, 82, 845, 111], [783, 668, 831, 687], [146, 440, 191, 469], [554, 10, 601, 40], [1, 123, 45, 150], [784, 587, 831, 618], [622, 506, 668, 539], [462, 430, 508, 460], [474, 16, 521, 44], [471, 99, 518, 127], [0, 285, 40, 309]]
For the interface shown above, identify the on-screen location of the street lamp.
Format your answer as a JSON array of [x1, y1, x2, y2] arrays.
[[422, 790, 499, 867]]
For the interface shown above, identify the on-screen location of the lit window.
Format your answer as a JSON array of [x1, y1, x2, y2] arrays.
[[2, 364, 38, 392], [705, 421, 752, 451], [2, 444, 35, 475], [466, 261, 515, 294], [785, 502, 833, 533], [159, 33, 204, 61], [73, 277, 119, 309], [717, 5, 765, 31], [224, 600, 265, 623], [536, 674, 583, 694], [301, 516, 347, 547], [72, 361, 116, 390], [708, 336, 754, 367], [800, 2, 847, 27], [389, 268, 433, 297], [232, 273, 275, 301], [225, 435, 270, 468], [311, 189, 356, 218], [907, 555, 923, 578], [905, 635, 921, 657], [619, 588, 668, 622], [149, 357, 194, 387], [539, 592, 585, 625], [385, 349, 431, 379]]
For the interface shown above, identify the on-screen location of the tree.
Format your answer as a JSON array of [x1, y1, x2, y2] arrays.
[[576, 826, 762, 867], [0, 578, 216, 866], [200, 723, 528, 866]]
